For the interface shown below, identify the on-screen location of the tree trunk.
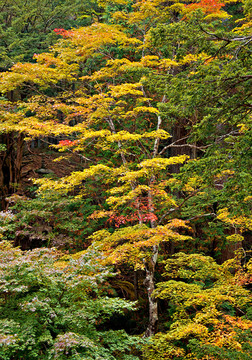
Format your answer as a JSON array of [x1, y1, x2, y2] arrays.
[[144, 245, 158, 337], [133, 270, 139, 300], [0, 132, 24, 209]]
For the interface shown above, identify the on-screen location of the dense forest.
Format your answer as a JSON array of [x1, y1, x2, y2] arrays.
[[0, 0, 251, 358]]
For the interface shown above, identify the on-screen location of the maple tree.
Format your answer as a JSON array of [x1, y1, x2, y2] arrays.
[[144, 252, 252, 359], [0, 0, 104, 209], [0, 20, 189, 335]]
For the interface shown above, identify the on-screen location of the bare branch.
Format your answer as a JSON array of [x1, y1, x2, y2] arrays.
[[159, 136, 210, 155], [199, 25, 252, 43]]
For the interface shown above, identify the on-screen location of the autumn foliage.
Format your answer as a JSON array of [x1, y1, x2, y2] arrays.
[[185, 0, 225, 14], [0, 0, 251, 358]]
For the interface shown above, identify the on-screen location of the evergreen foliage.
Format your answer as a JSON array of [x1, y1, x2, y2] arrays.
[[0, 0, 102, 70]]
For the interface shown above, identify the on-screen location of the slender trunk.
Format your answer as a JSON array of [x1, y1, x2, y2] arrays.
[[144, 244, 158, 337], [107, 95, 162, 335], [106, 116, 143, 224], [143, 177, 159, 337], [142, 94, 166, 336]]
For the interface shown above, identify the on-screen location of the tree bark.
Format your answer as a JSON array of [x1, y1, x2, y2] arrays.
[[144, 245, 158, 337], [0, 132, 24, 209]]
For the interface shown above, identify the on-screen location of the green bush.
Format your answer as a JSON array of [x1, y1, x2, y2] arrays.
[[0, 241, 143, 359]]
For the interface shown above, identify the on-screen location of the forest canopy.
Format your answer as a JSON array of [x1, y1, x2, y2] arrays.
[[0, 0, 251, 358]]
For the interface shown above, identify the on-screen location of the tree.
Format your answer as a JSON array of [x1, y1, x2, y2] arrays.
[[0, 0, 103, 70], [0, 240, 143, 359], [0, 21, 192, 335], [0, 0, 104, 209], [0, 193, 102, 250], [0, 0, 251, 338], [144, 252, 252, 359]]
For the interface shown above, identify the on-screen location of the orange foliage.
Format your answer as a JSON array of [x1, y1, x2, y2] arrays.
[[53, 28, 74, 37], [58, 140, 76, 147], [203, 315, 252, 352], [185, 0, 225, 14], [108, 212, 158, 227]]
